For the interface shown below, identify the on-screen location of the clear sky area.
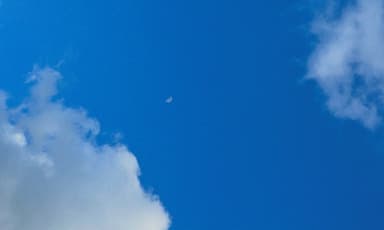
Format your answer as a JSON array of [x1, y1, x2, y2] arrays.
[[1, 0, 384, 230]]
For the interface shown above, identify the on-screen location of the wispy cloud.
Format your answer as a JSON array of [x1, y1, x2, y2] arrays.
[[307, 0, 384, 128], [0, 67, 170, 230]]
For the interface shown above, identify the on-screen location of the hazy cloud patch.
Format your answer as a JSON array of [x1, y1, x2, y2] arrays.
[[308, 0, 384, 128]]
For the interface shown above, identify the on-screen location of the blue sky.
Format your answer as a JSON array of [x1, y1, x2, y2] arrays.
[[2, 0, 384, 230]]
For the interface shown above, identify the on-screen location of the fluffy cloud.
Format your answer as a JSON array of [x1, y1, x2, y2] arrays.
[[0, 67, 170, 230], [307, 0, 384, 128]]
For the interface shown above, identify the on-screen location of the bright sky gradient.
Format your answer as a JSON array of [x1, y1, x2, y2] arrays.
[[2, 0, 384, 230]]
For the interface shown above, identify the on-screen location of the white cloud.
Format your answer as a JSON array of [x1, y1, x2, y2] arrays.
[[0, 67, 170, 230], [307, 0, 384, 128]]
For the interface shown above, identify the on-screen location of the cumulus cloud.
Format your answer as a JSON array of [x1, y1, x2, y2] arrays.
[[307, 0, 384, 128], [0, 67, 170, 230]]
